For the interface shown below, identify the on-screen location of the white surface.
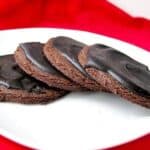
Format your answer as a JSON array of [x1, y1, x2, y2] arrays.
[[108, 0, 150, 19], [0, 28, 150, 150]]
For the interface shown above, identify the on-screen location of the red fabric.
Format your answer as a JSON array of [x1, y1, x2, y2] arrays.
[[0, 134, 150, 150], [0, 136, 31, 150], [108, 134, 150, 150], [0, 0, 150, 51], [0, 0, 150, 149]]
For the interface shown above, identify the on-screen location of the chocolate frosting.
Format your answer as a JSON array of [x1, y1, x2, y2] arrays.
[[52, 36, 86, 74], [20, 42, 61, 76], [0, 55, 50, 92], [85, 44, 150, 96]]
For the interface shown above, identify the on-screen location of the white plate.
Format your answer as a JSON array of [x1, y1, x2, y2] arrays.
[[0, 28, 150, 150]]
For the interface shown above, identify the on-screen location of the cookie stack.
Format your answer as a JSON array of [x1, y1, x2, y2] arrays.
[[0, 36, 150, 108]]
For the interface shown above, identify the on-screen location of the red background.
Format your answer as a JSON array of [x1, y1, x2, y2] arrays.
[[0, 0, 150, 149]]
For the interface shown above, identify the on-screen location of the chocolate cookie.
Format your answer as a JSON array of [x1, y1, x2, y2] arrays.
[[44, 36, 106, 91], [0, 55, 67, 104], [15, 42, 82, 91], [78, 44, 150, 108]]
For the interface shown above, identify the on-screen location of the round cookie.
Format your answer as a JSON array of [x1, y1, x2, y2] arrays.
[[0, 55, 67, 104], [44, 36, 106, 91], [15, 42, 82, 91], [78, 44, 150, 108]]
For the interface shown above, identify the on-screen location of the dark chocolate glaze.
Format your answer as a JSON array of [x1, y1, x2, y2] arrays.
[[85, 44, 150, 97], [52, 36, 87, 74], [0, 55, 50, 92], [20, 42, 62, 76]]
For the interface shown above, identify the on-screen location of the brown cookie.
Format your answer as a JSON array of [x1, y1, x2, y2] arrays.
[[15, 42, 82, 91], [0, 55, 67, 104], [43, 36, 106, 91], [78, 44, 150, 108]]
